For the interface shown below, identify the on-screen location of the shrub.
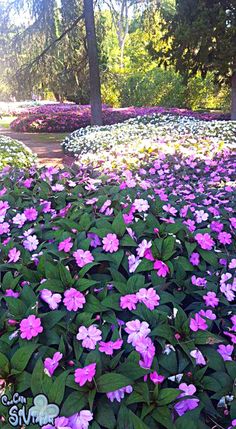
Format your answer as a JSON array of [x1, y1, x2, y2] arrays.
[[0, 131, 235, 428], [0, 135, 36, 169]]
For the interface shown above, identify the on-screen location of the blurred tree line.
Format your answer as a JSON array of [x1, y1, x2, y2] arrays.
[[0, 0, 231, 112]]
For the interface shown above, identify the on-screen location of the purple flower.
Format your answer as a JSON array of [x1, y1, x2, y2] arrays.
[[44, 352, 63, 377]]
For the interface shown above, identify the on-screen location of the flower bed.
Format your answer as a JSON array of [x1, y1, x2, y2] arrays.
[[10, 104, 229, 133], [0, 135, 36, 169], [62, 114, 236, 161], [0, 131, 235, 428]]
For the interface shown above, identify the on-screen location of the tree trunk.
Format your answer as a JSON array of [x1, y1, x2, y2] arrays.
[[231, 72, 236, 120], [84, 0, 103, 126]]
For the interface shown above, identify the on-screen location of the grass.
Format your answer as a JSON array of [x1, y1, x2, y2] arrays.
[[0, 116, 16, 128]]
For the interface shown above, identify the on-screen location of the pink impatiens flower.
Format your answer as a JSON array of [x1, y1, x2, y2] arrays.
[[150, 372, 165, 384], [58, 237, 73, 252], [217, 344, 234, 361], [23, 235, 39, 251], [106, 385, 133, 402], [133, 198, 149, 212], [195, 233, 214, 250], [99, 339, 123, 355], [120, 294, 138, 311], [174, 383, 199, 416], [136, 288, 160, 310], [154, 260, 169, 277], [44, 352, 63, 377], [218, 231, 232, 245], [73, 249, 94, 268], [68, 411, 93, 429], [74, 363, 96, 386], [190, 313, 208, 332], [203, 291, 219, 308], [125, 319, 151, 346], [76, 325, 102, 349], [102, 233, 119, 253], [63, 288, 86, 311], [20, 315, 43, 340], [8, 248, 20, 263], [24, 207, 38, 221], [190, 349, 206, 365], [40, 289, 62, 310]]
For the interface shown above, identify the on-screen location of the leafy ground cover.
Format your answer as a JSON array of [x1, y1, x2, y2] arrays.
[[0, 123, 235, 428], [0, 135, 36, 169], [9, 103, 229, 133]]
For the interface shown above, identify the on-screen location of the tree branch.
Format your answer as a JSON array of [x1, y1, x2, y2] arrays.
[[15, 12, 84, 76]]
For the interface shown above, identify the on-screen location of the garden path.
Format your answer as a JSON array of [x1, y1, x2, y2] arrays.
[[0, 126, 74, 167]]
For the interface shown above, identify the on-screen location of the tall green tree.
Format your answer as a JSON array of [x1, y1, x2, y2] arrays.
[[159, 0, 236, 119]]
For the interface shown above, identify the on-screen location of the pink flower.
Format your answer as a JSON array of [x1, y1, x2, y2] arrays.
[[210, 221, 223, 232], [87, 233, 101, 248], [0, 222, 10, 235], [136, 288, 160, 310], [144, 248, 155, 261], [199, 309, 216, 320], [44, 352, 63, 377], [76, 325, 102, 349], [174, 383, 199, 416], [106, 385, 133, 402], [68, 411, 93, 429], [125, 320, 150, 346], [102, 233, 119, 253], [195, 233, 214, 250], [99, 339, 123, 355], [73, 249, 94, 267], [133, 199, 149, 212], [154, 260, 169, 277], [63, 288, 86, 311], [190, 313, 208, 332], [20, 315, 43, 340], [75, 363, 96, 386], [163, 204, 177, 216], [150, 372, 165, 384], [5, 289, 19, 298], [136, 337, 155, 369], [137, 240, 152, 257], [190, 349, 206, 365], [40, 289, 62, 310], [203, 291, 219, 308], [189, 252, 200, 266], [12, 213, 26, 227], [217, 344, 234, 361], [218, 231, 232, 245], [229, 259, 236, 269], [8, 248, 20, 263], [128, 255, 141, 273], [120, 294, 138, 311], [58, 237, 73, 252], [23, 235, 39, 251], [24, 207, 38, 221], [191, 275, 207, 287]]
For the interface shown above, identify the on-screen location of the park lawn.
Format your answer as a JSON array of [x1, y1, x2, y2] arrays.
[[0, 116, 16, 128]]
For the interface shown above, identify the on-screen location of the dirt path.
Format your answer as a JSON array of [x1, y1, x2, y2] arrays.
[[0, 126, 74, 167]]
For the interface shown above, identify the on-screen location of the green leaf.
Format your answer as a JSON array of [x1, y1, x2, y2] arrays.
[[112, 212, 126, 237], [0, 352, 10, 376], [157, 388, 180, 405], [199, 250, 218, 267], [97, 373, 132, 393], [96, 398, 116, 429], [129, 410, 149, 429], [152, 406, 174, 428], [61, 391, 88, 417], [11, 344, 39, 373], [48, 370, 70, 405], [41, 310, 65, 328], [162, 236, 176, 261]]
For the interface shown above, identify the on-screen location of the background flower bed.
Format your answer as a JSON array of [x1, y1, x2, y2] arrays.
[[10, 104, 229, 133], [0, 135, 37, 169], [0, 131, 235, 428], [62, 114, 236, 161]]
